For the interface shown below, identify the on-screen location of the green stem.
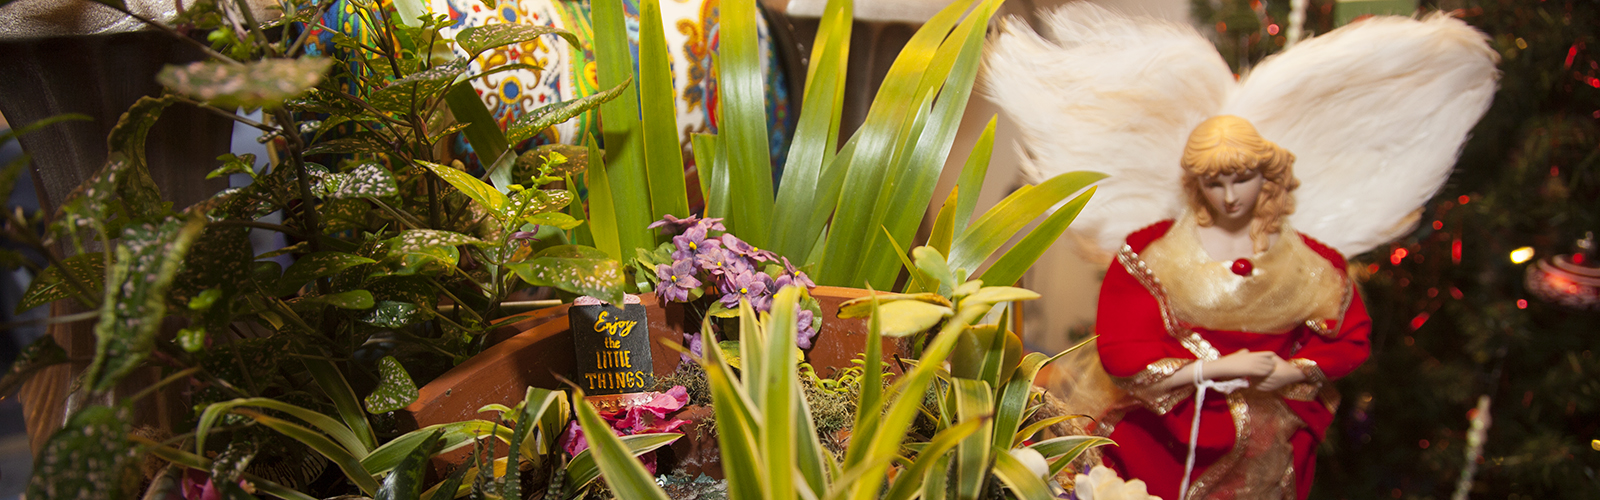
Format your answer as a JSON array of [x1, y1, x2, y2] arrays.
[[126, 367, 202, 405], [428, 277, 484, 324], [173, 95, 276, 132]]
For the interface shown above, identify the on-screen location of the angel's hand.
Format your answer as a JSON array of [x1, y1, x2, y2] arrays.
[[1255, 356, 1307, 392], [1207, 349, 1279, 380]]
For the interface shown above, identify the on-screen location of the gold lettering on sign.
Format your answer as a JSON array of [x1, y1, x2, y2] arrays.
[[581, 370, 648, 390], [594, 350, 632, 369]]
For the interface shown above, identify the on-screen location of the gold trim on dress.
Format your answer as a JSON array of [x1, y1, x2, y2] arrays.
[[1140, 215, 1347, 334], [1115, 218, 1336, 500], [1112, 358, 1195, 415]]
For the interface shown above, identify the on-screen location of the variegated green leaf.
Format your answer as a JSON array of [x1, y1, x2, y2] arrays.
[[456, 23, 581, 56], [18, 253, 104, 312], [368, 59, 469, 114], [85, 218, 204, 393], [421, 160, 507, 213], [365, 356, 418, 414], [361, 300, 425, 328], [274, 252, 377, 296], [0, 335, 67, 398], [505, 80, 631, 145], [158, 59, 334, 109], [26, 406, 140, 500], [506, 245, 625, 304], [297, 290, 375, 310], [317, 163, 399, 200]]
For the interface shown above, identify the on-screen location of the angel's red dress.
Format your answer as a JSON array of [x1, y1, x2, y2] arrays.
[[1094, 219, 1371, 500]]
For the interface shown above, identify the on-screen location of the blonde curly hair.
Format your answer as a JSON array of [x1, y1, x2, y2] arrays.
[[1180, 115, 1299, 254]]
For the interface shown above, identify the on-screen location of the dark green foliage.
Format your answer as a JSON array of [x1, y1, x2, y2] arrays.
[[26, 406, 141, 500], [1316, 2, 1600, 498]]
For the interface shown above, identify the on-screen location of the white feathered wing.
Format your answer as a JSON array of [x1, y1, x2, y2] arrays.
[[984, 5, 1499, 258], [982, 3, 1234, 256], [1224, 14, 1499, 256]]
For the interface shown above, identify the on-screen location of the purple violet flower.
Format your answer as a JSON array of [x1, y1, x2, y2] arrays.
[[697, 247, 745, 276], [719, 269, 769, 308], [779, 257, 817, 289], [697, 217, 727, 232], [655, 260, 701, 302], [671, 226, 721, 263], [648, 214, 700, 234], [720, 234, 760, 258], [796, 309, 818, 349], [681, 332, 704, 365]]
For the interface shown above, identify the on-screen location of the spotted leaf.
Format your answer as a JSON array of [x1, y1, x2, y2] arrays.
[[380, 229, 483, 276], [513, 144, 589, 181], [316, 163, 399, 200], [361, 301, 425, 328], [421, 160, 506, 214], [296, 290, 375, 310], [85, 218, 204, 393], [170, 225, 252, 306], [157, 59, 334, 109], [0, 335, 68, 398], [364, 356, 418, 414], [455, 23, 581, 57], [303, 134, 392, 156], [19, 253, 105, 313], [506, 245, 624, 305], [274, 252, 377, 296], [504, 80, 630, 145], [368, 59, 468, 114], [26, 406, 140, 500]]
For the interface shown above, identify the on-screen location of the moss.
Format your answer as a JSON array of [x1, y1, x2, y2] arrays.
[[651, 361, 711, 407]]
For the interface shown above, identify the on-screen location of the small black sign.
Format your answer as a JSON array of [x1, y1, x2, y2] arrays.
[[569, 301, 653, 395]]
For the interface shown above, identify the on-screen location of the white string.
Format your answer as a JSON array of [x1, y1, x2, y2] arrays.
[[1178, 359, 1250, 500]]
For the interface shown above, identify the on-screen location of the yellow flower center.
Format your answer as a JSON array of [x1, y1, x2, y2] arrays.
[[689, 242, 698, 251], [740, 287, 749, 294]]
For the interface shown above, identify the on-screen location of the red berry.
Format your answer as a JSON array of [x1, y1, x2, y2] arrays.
[[1231, 258, 1254, 276]]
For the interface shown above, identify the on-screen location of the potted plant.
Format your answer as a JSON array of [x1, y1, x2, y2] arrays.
[[1, 0, 1111, 496]]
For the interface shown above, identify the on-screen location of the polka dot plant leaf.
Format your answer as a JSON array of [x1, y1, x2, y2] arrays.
[[364, 356, 419, 414], [84, 218, 205, 393]]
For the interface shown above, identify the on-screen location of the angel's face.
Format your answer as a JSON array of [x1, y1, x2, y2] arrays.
[[1199, 171, 1263, 224]]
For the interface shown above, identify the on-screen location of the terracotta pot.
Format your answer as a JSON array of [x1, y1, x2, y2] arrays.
[[396, 286, 910, 477]]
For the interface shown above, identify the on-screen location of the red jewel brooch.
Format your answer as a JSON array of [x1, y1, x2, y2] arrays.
[[1230, 258, 1254, 276]]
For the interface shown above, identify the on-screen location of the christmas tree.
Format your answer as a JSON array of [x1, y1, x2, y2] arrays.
[[1311, 1, 1600, 498]]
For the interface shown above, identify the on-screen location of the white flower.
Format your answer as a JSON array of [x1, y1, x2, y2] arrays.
[[1010, 447, 1050, 480], [1073, 465, 1162, 500]]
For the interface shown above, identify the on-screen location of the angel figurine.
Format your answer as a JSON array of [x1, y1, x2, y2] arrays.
[[984, 5, 1499, 500]]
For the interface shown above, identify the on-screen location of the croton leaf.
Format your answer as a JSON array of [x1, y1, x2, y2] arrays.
[[365, 356, 419, 414], [316, 162, 399, 200], [319, 198, 373, 234], [297, 290, 376, 310], [505, 80, 630, 145], [302, 134, 392, 156], [381, 229, 483, 276], [506, 245, 625, 305], [84, 218, 205, 393], [368, 59, 469, 114], [274, 252, 377, 296], [170, 224, 252, 306], [421, 161, 507, 214], [26, 405, 141, 500], [18, 253, 105, 313], [504, 188, 573, 223], [455, 23, 581, 57], [0, 335, 68, 398], [207, 153, 257, 180], [361, 300, 426, 328], [366, 276, 439, 309], [157, 59, 334, 109], [514, 144, 589, 181]]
